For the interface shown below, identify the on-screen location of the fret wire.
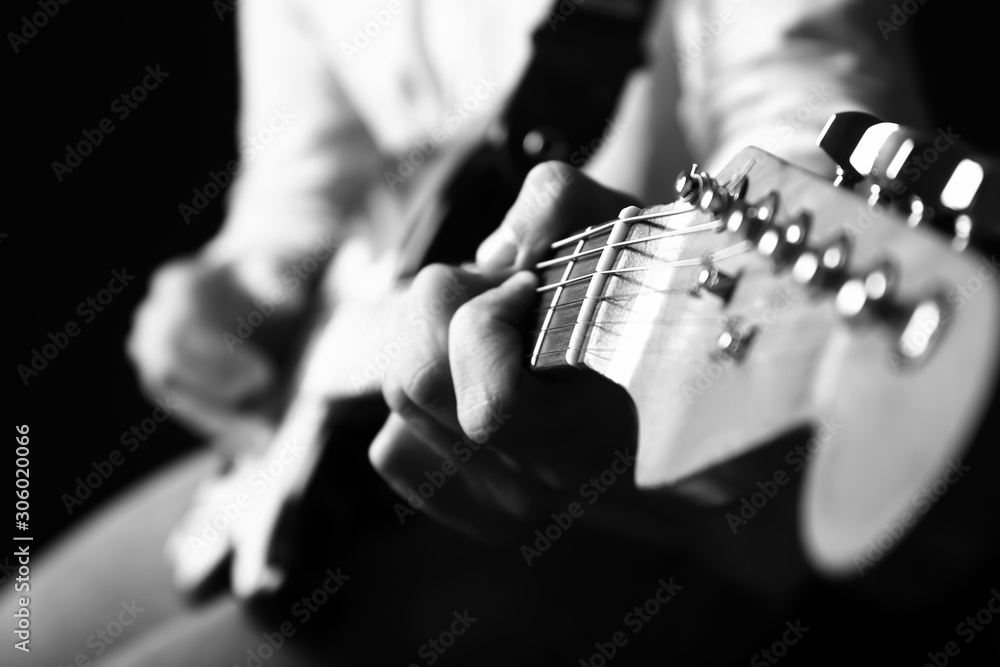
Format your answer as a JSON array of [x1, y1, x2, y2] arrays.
[[525, 334, 833, 360], [535, 242, 753, 293], [531, 232, 588, 366], [526, 315, 827, 335], [549, 220, 617, 251], [526, 348, 707, 359], [526, 317, 727, 335], [531, 262, 779, 315], [535, 220, 724, 271], [548, 204, 696, 250]]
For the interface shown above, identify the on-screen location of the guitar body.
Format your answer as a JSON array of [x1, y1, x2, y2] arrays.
[[167, 138, 522, 596]]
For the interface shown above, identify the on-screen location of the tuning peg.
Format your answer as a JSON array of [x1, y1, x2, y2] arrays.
[[726, 190, 778, 243], [953, 214, 974, 251], [894, 294, 950, 366], [865, 127, 1000, 243], [867, 183, 896, 210], [792, 233, 852, 289], [698, 183, 732, 216], [835, 260, 898, 320], [716, 319, 758, 360], [906, 196, 933, 228], [817, 111, 887, 188], [757, 211, 811, 268], [919, 154, 997, 244], [748, 191, 779, 225], [691, 263, 738, 302], [674, 164, 703, 202]]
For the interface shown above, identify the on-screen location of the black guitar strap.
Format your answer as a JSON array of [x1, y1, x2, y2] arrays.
[[422, 0, 660, 265], [496, 0, 660, 178]]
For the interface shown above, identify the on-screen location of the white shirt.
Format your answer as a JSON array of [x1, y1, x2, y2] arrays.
[[203, 0, 925, 279]]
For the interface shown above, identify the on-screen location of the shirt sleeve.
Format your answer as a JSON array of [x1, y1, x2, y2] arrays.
[[672, 0, 929, 176], [201, 0, 383, 270]]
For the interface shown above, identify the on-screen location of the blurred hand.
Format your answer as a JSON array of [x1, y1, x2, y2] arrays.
[[127, 254, 312, 439], [369, 162, 646, 540]]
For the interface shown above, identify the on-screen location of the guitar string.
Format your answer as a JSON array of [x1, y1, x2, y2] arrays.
[[525, 319, 834, 359], [535, 220, 723, 270], [528, 317, 726, 336], [537, 312, 831, 339], [535, 240, 753, 294], [548, 204, 697, 250], [527, 311, 824, 334], [529, 261, 782, 316], [528, 189, 778, 359], [526, 230, 827, 359], [528, 227, 744, 343], [527, 339, 830, 360]]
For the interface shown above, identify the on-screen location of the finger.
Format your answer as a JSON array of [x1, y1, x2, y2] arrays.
[[175, 330, 273, 402], [131, 325, 272, 412], [449, 271, 539, 444], [382, 264, 496, 439], [127, 280, 273, 403], [475, 161, 638, 275]]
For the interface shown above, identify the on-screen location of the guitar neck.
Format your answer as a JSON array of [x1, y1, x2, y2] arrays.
[[527, 198, 712, 375]]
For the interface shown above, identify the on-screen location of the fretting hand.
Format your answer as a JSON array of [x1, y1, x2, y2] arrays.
[[369, 162, 649, 540]]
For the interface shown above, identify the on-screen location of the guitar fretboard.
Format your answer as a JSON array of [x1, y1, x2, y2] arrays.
[[528, 203, 701, 372]]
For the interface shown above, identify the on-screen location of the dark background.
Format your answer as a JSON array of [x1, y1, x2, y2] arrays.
[[4, 1, 1000, 665], [6, 0, 236, 550]]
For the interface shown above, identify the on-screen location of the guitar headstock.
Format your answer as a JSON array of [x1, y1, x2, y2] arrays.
[[817, 110, 1000, 249], [561, 121, 1000, 577]]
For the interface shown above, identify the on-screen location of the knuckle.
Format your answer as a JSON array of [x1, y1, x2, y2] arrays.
[[451, 299, 489, 335], [406, 357, 452, 413], [508, 161, 577, 243], [524, 160, 572, 192], [411, 263, 458, 298], [382, 355, 451, 417]]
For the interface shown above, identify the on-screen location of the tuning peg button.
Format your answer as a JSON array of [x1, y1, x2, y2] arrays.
[[717, 320, 758, 360], [726, 190, 778, 243], [867, 183, 895, 210], [792, 233, 852, 289], [692, 263, 737, 302], [674, 164, 702, 202], [699, 184, 731, 216], [758, 211, 810, 268], [817, 111, 886, 188], [895, 294, 950, 366], [835, 260, 897, 320]]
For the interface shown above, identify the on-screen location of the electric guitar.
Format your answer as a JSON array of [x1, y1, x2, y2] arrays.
[[167, 113, 1000, 598]]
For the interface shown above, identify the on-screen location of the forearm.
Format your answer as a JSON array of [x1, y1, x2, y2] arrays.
[[199, 0, 382, 299]]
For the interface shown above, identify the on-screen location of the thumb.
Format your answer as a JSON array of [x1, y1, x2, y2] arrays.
[[476, 161, 639, 275], [449, 270, 539, 443]]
